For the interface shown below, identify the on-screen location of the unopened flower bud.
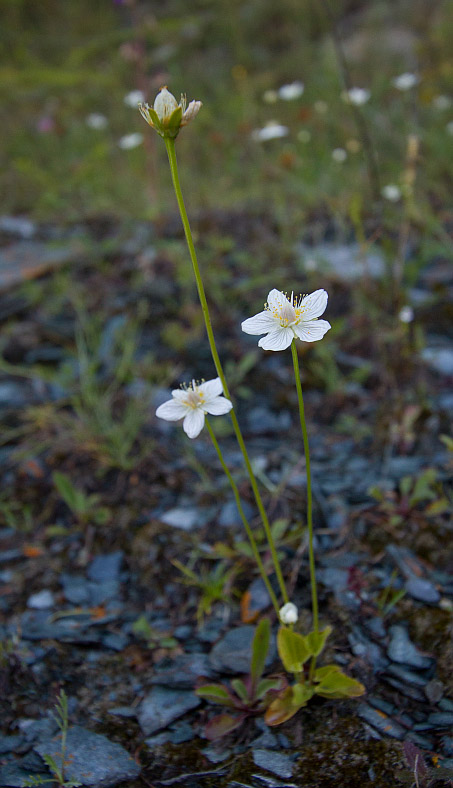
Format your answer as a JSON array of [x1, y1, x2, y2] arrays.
[[279, 602, 298, 625], [139, 87, 202, 140]]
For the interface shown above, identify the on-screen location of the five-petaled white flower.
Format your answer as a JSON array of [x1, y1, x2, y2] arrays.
[[242, 289, 331, 351], [156, 378, 232, 439], [139, 87, 202, 139], [279, 602, 298, 625]]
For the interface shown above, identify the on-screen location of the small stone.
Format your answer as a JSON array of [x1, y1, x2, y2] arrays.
[[159, 507, 201, 531], [202, 745, 232, 763], [405, 577, 440, 604], [209, 626, 276, 674], [422, 347, 453, 376], [138, 686, 200, 735], [87, 551, 123, 583], [108, 707, 137, 718], [0, 215, 35, 239], [0, 734, 24, 755], [427, 712, 453, 728], [424, 679, 444, 704], [357, 703, 405, 740], [387, 626, 432, 669], [218, 499, 254, 528], [151, 653, 214, 688], [252, 749, 293, 779], [27, 590, 55, 610], [35, 725, 140, 786]]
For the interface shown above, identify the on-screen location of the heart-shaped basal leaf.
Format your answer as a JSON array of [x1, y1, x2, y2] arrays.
[[277, 626, 312, 673], [196, 684, 236, 707], [265, 682, 315, 726], [204, 712, 245, 740], [250, 617, 270, 689], [306, 625, 332, 657], [314, 665, 365, 699]]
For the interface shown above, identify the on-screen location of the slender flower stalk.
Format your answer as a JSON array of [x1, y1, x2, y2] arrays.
[[290, 341, 319, 638], [205, 419, 280, 615], [163, 135, 289, 606]]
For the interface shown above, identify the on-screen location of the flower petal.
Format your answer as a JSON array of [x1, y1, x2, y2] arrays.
[[267, 289, 290, 313], [258, 327, 294, 351], [156, 399, 187, 421], [301, 289, 328, 320], [203, 396, 233, 415], [294, 319, 331, 342], [183, 408, 205, 439], [198, 377, 223, 400], [241, 310, 276, 336], [171, 388, 189, 401]]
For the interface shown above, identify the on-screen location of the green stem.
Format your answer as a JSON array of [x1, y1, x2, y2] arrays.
[[164, 136, 288, 605], [290, 340, 319, 635], [205, 419, 279, 615]]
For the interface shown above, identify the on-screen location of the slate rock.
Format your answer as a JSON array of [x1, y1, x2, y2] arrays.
[[0, 215, 35, 239], [209, 626, 276, 674], [87, 551, 124, 583], [35, 725, 140, 787], [60, 573, 91, 605], [219, 499, 254, 528], [0, 751, 50, 787], [427, 712, 453, 728], [387, 625, 432, 669], [252, 749, 293, 779], [0, 734, 24, 755], [357, 703, 405, 740], [405, 576, 440, 604], [159, 507, 201, 531], [299, 242, 385, 281], [27, 590, 55, 610], [138, 686, 201, 735], [151, 653, 214, 688], [422, 347, 453, 376], [247, 406, 291, 435]]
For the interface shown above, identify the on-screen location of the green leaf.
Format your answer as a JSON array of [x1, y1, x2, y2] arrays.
[[425, 497, 450, 516], [250, 618, 270, 687], [53, 472, 79, 512], [196, 684, 235, 707], [231, 678, 249, 702], [314, 664, 341, 682], [265, 683, 314, 726], [314, 667, 365, 699], [255, 677, 285, 700], [204, 713, 244, 740], [306, 626, 332, 657], [277, 626, 312, 673]]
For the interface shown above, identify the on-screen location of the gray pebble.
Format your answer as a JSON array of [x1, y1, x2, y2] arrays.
[[387, 625, 432, 669], [252, 749, 294, 779], [138, 686, 200, 735]]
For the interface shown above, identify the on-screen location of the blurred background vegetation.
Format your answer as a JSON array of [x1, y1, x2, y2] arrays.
[[1, 0, 453, 231]]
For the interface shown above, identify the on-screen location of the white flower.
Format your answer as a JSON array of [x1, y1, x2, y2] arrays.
[[242, 288, 331, 351], [155, 378, 233, 439], [446, 121, 453, 136], [398, 305, 414, 323], [278, 81, 304, 101], [393, 72, 419, 91], [118, 132, 143, 150], [124, 89, 145, 107], [332, 147, 347, 162], [251, 121, 289, 142], [432, 95, 452, 110], [86, 113, 108, 130], [263, 89, 278, 104], [343, 87, 370, 106], [139, 87, 202, 138], [382, 184, 402, 202], [279, 602, 298, 625]]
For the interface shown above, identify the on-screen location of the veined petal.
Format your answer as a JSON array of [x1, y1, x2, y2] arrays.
[[183, 408, 205, 439], [171, 388, 189, 401], [198, 377, 223, 400], [300, 289, 328, 320], [258, 327, 294, 351], [203, 396, 233, 415], [241, 310, 276, 336], [267, 289, 290, 313], [294, 319, 331, 342], [156, 399, 187, 421]]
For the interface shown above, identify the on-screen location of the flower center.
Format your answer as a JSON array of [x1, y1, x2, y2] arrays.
[[266, 293, 308, 327], [182, 383, 205, 409]]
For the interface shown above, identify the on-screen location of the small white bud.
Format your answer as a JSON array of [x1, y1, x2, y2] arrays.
[[153, 87, 179, 122], [279, 602, 298, 625], [181, 99, 203, 125]]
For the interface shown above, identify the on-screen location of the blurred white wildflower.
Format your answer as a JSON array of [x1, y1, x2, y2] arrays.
[[432, 95, 452, 110], [278, 81, 304, 101], [251, 121, 289, 142], [118, 132, 144, 149], [297, 129, 311, 143], [156, 378, 232, 439], [86, 113, 108, 130], [314, 100, 328, 114], [279, 602, 298, 625], [242, 288, 330, 351], [398, 306, 414, 323], [382, 184, 402, 202], [393, 73, 419, 91], [263, 89, 278, 104], [343, 87, 370, 106], [446, 121, 453, 136], [332, 147, 347, 162], [124, 89, 145, 107]]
